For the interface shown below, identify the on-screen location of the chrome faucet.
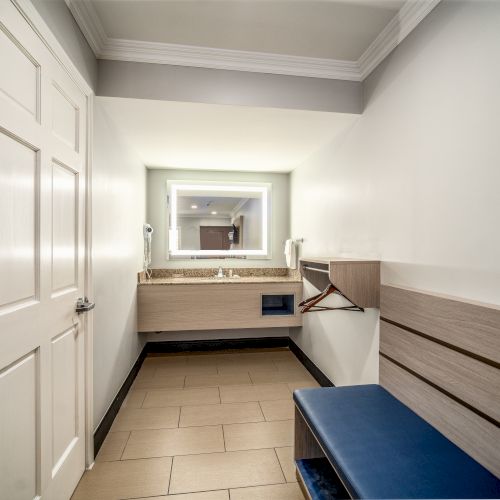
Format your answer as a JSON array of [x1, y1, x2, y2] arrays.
[[217, 266, 224, 278]]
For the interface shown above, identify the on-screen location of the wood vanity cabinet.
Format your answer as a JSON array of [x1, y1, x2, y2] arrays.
[[137, 282, 303, 332]]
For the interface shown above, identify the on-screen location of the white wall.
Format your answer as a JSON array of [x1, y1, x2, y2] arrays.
[[233, 198, 262, 250], [92, 101, 146, 429], [147, 168, 290, 268], [290, 0, 500, 386]]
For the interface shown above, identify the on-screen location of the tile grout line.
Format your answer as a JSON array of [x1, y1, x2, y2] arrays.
[[167, 455, 174, 495], [257, 400, 267, 422], [124, 485, 237, 499], [228, 480, 291, 497], [140, 380, 312, 391], [117, 443, 296, 463], [273, 447, 288, 484], [221, 422, 227, 452], [121, 483, 290, 500], [111, 414, 292, 434], [119, 431, 132, 461], [138, 390, 147, 409]]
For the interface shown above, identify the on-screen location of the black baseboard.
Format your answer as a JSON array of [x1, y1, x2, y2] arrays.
[[146, 336, 289, 354], [93, 345, 148, 456], [289, 339, 334, 388], [93, 336, 332, 458]]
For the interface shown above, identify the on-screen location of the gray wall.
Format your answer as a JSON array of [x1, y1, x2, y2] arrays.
[[290, 0, 500, 386], [147, 168, 290, 269], [92, 101, 146, 429], [97, 59, 362, 113], [233, 198, 262, 250], [32, 0, 98, 90]]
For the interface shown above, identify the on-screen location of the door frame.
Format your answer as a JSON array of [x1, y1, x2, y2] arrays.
[[11, 0, 96, 468]]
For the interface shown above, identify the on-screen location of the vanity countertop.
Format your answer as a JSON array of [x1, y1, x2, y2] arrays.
[[138, 267, 302, 285], [138, 275, 302, 286]]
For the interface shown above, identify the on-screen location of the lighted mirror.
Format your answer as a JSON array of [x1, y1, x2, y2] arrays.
[[167, 181, 271, 258]]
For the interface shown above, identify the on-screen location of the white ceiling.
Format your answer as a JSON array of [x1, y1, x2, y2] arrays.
[[69, 0, 439, 80], [178, 196, 245, 216], [98, 97, 358, 172], [89, 0, 404, 61]]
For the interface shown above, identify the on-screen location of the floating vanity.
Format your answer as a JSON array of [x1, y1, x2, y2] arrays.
[[137, 269, 303, 332]]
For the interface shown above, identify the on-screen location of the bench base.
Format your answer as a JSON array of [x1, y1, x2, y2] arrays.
[[295, 405, 353, 499], [296, 458, 349, 500]]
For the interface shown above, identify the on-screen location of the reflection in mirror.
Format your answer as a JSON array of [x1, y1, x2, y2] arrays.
[[168, 182, 269, 257], [178, 195, 262, 251]]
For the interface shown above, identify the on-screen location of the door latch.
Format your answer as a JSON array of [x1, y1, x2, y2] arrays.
[[76, 297, 95, 314]]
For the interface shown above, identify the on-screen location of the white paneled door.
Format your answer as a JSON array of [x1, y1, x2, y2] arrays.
[[0, 2, 89, 499]]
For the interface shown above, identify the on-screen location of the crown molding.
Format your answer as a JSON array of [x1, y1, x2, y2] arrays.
[[231, 198, 249, 219], [65, 0, 107, 55], [358, 0, 441, 80], [68, 0, 441, 82], [100, 38, 361, 81], [66, 0, 359, 80]]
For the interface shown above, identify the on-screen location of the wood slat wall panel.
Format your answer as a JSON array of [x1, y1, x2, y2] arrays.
[[380, 321, 500, 423], [380, 285, 500, 477], [330, 262, 380, 308], [381, 285, 500, 364], [380, 357, 500, 477]]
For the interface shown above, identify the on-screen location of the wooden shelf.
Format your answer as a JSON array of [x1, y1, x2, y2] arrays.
[[300, 257, 380, 308]]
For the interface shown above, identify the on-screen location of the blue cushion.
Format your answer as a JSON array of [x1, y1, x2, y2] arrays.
[[294, 385, 500, 499]]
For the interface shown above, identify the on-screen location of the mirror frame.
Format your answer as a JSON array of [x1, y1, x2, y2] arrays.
[[167, 180, 271, 258]]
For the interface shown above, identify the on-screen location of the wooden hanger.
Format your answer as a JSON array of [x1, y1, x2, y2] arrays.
[[300, 283, 364, 313], [299, 284, 336, 312]]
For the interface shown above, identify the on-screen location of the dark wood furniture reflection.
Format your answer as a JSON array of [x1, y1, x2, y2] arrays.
[[200, 226, 232, 250]]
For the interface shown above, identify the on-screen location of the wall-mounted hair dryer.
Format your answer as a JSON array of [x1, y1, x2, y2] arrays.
[[143, 224, 153, 278], [144, 223, 153, 239]]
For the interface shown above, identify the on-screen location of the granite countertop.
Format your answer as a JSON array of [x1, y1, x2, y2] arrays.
[[138, 275, 302, 286], [138, 267, 302, 285]]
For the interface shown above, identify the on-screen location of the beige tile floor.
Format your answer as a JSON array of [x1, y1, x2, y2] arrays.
[[72, 348, 319, 500]]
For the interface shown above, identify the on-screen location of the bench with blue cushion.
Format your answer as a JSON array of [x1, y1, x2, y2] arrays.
[[293, 385, 500, 499]]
